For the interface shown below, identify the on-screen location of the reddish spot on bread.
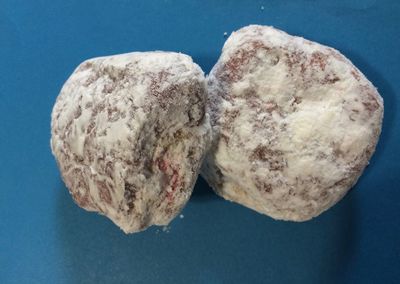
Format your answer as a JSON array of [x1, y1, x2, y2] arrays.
[[97, 181, 112, 205], [222, 41, 270, 82]]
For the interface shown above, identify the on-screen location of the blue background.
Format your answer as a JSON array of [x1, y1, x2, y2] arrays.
[[1, 0, 399, 283]]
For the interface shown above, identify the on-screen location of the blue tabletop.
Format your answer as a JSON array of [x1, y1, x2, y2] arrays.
[[1, 0, 399, 283]]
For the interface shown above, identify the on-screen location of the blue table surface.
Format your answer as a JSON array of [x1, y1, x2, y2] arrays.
[[1, 0, 399, 283]]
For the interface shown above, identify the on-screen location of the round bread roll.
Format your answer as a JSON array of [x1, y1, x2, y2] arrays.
[[202, 25, 383, 221], [51, 51, 211, 233]]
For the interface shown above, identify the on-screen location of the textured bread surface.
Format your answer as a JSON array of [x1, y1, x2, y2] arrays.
[[51, 51, 211, 233], [202, 25, 383, 221]]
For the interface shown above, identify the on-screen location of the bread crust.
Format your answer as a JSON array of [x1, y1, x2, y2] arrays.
[[51, 51, 211, 233], [202, 25, 383, 221]]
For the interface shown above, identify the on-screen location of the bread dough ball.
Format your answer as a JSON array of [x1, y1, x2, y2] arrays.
[[51, 51, 211, 233], [202, 25, 383, 221]]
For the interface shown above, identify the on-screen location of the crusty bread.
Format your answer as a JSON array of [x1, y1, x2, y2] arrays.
[[51, 51, 211, 233], [202, 25, 383, 221]]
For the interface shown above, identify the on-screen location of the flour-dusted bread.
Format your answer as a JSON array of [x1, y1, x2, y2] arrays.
[[51, 52, 211, 233], [202, 25, 383, 221]]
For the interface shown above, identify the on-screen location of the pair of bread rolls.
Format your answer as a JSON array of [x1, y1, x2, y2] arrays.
[[51, 25, 383, 233]]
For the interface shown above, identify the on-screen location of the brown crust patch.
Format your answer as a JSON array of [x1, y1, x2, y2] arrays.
[[124, 182, 137, 213], [361, 87, 380, 115], [97, 181, 112, 205], [255, 177, 273, 194], [221, 41, 271, 82], [250, 145, 286, 171], [68, 169, 92, 208], [310, 51, 328, 71]]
